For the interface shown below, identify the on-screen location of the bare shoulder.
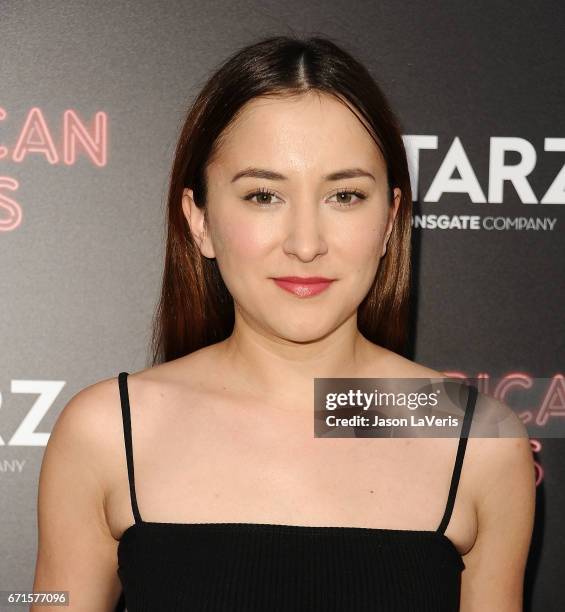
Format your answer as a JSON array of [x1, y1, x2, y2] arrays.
[[126, 345, 223, 396], [46, 375, 127, 484], [464, 391, 534, 503], [40, 376, 133, 503], [364, 344, 447, 379], [33, 374, 133, 609], [459, 393, 536, 609]]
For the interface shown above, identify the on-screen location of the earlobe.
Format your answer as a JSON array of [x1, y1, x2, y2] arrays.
[[392, 187, 402, 221], [182, 187, 216, 259], [381, 233, 391, 258], [381, 187, 401, 258]]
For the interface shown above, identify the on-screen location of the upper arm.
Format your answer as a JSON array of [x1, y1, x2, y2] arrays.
[[32, 378, 123, 612], [460, 402, 536, 611]]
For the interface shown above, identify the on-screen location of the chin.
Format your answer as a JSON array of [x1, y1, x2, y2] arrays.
[[269, 318, 337, 344]]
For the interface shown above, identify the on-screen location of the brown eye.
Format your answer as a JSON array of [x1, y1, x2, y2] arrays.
[[243, 188, 281, 207], [328, 189, 367, 207]]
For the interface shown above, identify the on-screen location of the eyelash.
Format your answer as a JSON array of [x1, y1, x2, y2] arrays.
[[243, 187, 367, 208]]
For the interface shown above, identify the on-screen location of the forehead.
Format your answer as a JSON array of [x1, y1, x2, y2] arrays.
[[210, 92, 387, 178]]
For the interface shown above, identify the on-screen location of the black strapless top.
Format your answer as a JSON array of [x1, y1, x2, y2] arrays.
[[116, 372, 477, 611]]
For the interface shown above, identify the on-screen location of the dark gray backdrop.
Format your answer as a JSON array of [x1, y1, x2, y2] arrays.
[[1, 1, 563, 610]]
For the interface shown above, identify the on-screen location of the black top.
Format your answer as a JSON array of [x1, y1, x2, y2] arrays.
[[116, 371, 478, 611]]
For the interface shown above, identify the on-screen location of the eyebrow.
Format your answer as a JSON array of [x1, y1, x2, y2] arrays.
[[230, 167, 376, 183]]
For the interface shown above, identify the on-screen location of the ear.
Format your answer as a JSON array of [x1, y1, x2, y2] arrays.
[[182, 187, 216, 259], [381, 187, 401, 258]]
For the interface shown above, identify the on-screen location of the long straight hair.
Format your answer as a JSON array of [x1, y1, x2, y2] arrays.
[[149, 35, 413, 366]]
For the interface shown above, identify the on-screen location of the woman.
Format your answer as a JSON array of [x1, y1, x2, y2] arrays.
[[32, 36, 535, 611]]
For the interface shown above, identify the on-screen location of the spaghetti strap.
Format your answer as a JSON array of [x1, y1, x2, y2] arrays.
[[436, 383, 478, 535], [118, 371, 143, 524]]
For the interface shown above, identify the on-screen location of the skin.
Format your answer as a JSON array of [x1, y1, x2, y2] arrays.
[[32, 92, 535, 611]]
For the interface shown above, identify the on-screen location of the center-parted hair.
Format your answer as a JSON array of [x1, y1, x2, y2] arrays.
[[150, 35, 413, 365]]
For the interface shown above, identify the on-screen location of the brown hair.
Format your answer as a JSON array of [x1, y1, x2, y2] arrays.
[[149, 35, 412, 366]]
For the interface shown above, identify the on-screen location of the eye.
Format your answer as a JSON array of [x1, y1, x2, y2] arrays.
[[328, 189, 367, 208], [243, 187, 282, 207], [242, 187, 367, 208]]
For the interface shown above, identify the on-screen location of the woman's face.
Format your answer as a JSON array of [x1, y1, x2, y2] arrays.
[[183, 92, 401, 343]]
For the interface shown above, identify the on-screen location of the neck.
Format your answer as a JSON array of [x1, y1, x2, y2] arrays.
[[215, 312, 384, 409]]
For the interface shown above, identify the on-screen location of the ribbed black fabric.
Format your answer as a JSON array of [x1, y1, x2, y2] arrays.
[[116, 371, 477, 612]]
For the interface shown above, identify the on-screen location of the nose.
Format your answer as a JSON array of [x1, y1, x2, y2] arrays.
[[282, 199, 328, 262]]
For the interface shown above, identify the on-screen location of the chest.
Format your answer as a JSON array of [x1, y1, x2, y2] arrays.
[[111, 399, 461, 531]]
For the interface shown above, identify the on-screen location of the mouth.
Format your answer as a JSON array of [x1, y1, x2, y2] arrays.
[[271, 276, 336, 298]]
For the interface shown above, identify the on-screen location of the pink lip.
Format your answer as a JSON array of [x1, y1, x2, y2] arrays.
[[272, 277, 335, 297]]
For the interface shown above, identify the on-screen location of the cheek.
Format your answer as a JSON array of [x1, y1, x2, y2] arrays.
[[210, 214, 279, 312], [212, 213, 273, 269], [336, 211, 388, 264]]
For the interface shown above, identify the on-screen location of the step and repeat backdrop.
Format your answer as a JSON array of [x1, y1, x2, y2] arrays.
[[1, 1, 563, 610]]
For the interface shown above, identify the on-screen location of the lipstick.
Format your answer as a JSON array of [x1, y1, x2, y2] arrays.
[[272, 276, 335, 298]]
